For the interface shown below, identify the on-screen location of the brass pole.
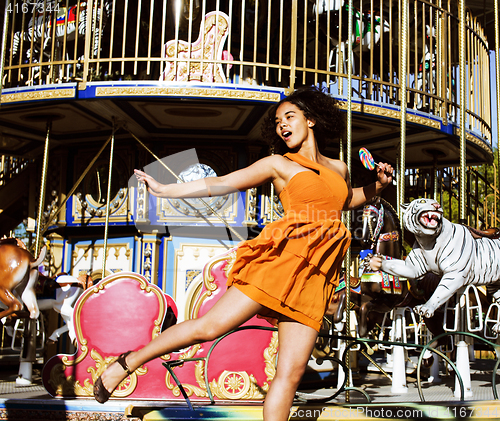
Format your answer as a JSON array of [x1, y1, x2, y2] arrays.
[[344, 0, 354, 403], [435, 2, 443, 202], [0, 1, 10, 98], [102, 130, 115, 277], [437, 1, 444, 119], [80, 0, 94, 88], [433, 157, 439, 202], [289, 0, 298, 91], [35, 124, 51, 256], [459, 0, 467, 223], [399, 0, 409, 221], [360, 350, 392, 380], [495, 0, 500, 220], [41, 135, 113, 234]]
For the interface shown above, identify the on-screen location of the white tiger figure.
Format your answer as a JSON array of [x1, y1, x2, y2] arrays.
[[370, 198, 500, 326]]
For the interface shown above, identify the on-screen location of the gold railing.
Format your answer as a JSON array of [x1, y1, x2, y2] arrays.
[[0, 0, 493, 144], [406, 164, 500, 229], [0, 155, 31, 187]]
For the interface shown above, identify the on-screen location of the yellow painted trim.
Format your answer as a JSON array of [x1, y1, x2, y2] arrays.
[[1, 89, 75, 103], [95, 86, 280, 102]]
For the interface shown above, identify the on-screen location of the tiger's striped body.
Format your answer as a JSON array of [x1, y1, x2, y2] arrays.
[[376, 198, 500, 319]]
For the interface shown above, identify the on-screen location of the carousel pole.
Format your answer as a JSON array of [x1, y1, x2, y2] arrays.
[[387, 0, 410, 395], [18, 122, 51, 386], [437, 1, 444, 121], [495, 0, 500, 220], [398, 0, 408, 221], [289, 0, 298, 92], [458, 0, 467, 224], [342, 0, 354, 403], [391, 307, 408, 393], [0, 0, 10, 98], [102, 128, 115, 278], [453, 0, 474, 399], [40, 135, 113, 235], [35, 123, 51, 256], [435, 1, 443, 202]]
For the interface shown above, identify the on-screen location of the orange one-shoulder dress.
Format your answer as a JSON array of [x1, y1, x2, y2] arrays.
[[227, 152, 351, 332]]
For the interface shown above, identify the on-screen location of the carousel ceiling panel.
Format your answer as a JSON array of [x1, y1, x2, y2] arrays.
[[76, 98, 270, 138], [0, 96, 271, 156], [140, 103, 250, 130], [111, 100, 267, 136], [0, 133, 32, 153], [347, 115, 491, 168], [0, 93, 492, 167], [357, 134, 489, 169], [0, 104, 110, 140]]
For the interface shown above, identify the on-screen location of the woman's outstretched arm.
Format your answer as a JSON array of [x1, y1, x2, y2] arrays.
[[134, 155, 282, 199]]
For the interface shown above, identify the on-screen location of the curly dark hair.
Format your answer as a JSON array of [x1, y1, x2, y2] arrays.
[[261, 85, 345, 153]]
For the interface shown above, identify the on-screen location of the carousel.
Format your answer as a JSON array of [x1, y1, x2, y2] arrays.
[[0, 0, 499, 419]]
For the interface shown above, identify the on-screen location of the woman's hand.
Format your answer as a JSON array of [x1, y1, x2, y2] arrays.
[[369, 255, 384, 271], [134, 169, 167, 197], [376, 163, 394, 188], [347, 161, 395, 210]]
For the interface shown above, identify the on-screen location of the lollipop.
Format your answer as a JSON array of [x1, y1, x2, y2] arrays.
[[359, 147, 379, 171]]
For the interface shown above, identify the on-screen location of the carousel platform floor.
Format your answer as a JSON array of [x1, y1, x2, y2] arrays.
[[0, 358, 499, 421]]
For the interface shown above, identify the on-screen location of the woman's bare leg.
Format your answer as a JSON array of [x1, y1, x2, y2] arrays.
[[98, 287, 263, 394], [263, 319, 318, 421]]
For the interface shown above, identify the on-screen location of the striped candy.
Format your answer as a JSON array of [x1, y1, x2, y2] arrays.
[[359, 147, 376, 170]]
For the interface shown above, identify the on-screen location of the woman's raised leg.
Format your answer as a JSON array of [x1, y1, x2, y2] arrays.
[[262, 318, 318, 421], [95, 286, 263, 400]]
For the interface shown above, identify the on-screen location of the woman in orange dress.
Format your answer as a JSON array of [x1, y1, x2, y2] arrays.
[[94, 86, 394, 420]]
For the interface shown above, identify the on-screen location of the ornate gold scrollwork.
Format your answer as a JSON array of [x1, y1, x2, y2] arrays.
[[48, 363, 82, 396], [164, 330, 278, 400], [1, 89, 75, 103], [88, 349, 148, 398], [95, 86, 280, 102], [262, 331, 278, 391], [71, 273, 166, 367], [49, 273, 166, 395], [222, 249, 237, 280], [244, 188, 258, 226], [209, 370, 265, 400], [190, 250, 237, 320], [49, 349, 148, 397]]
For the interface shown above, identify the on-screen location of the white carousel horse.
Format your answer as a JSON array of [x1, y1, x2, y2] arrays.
[[11, 0, 112, 84], [313, 0, 390, 74], [37, 273, 92, 343]]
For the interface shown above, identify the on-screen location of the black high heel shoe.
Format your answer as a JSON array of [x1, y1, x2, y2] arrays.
[[93, 351, 133, 404]]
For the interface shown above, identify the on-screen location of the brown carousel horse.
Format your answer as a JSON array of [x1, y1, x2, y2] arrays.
[[0, 238, 47, 320]]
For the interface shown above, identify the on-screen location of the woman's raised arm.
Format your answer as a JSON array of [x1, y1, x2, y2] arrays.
[[134, 155, 282, 199], [342, 162, 394, 210]]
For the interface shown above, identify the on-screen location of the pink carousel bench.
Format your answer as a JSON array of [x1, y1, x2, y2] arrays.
[[42, 249, 277, 401]]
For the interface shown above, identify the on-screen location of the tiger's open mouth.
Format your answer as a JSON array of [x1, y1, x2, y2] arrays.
[[419, 211, 441, 228]]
